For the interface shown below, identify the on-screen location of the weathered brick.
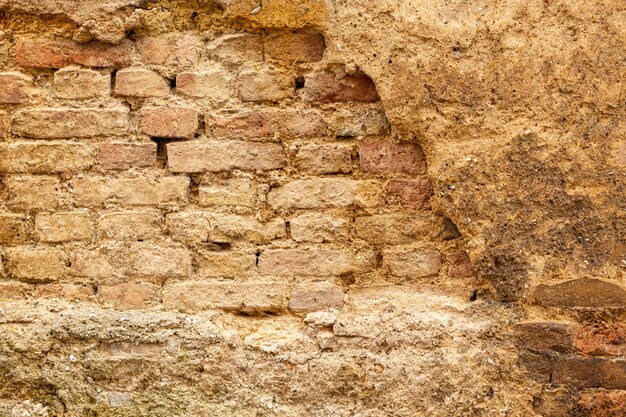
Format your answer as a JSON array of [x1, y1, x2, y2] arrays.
[[533, 278, 626, 309], [12, 108, 130, 138], [206, 108, 327, 139], [551, 356, 626, 389], [5, 176, 62, 210], [383, 248, 442, 278], [303, 72, 380, 102], [198, 178, 256, 208], [99, 283, 159, 309], [295, 144, 353, 174], [360, 142, 427, 174], [355, 214, 441, 244], [265, 30, 325, 62], [98, 211, 162, 241], [98, 143, 156, 170], [238, 69, 295, 102], [163, 282, 287, 314], [176, 69, 232, 100], [71, 242, 191, 279], [207, 33, 263, 65], [446, 251, 475, 278], [330, 109, 390, 137], [386, 179, 433, 209], [165, 211, 210, 244], [290, 213, 351, 243], [140, 107, 198, 138], [259, 248, 375, 277], [167, 141, 286, 173], [0, 142, 94, 173], [289, 282, 344, 313], [35, 212, 93, 243], [0, 281, 32, 300], [5, 248, 66, 282], [33, 283, 93, 301], [53, 67, 110, 99], [575, 323, 626, 357], [579, 391, 626, 417], [267, 179, 382, 209], [115, 68, 170, 98], [16, 38, 131, 69], [196, 250, 257, 278], [0, 72, 37, 104], [139, 33, 200, 66], [71, 176, 189, 207], [514, 322, 574, 353], [0, 214, 29, 244]]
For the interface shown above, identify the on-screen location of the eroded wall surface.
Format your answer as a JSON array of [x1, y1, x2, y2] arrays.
[[0, 1, 624, 416]]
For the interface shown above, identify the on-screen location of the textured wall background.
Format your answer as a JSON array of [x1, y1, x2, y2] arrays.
[[0, 1, 624, 416]]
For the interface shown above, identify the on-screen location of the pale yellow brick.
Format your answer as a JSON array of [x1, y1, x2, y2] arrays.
[[99, 282, 159, 309], [290, 213, 351, 243], [383, 248, 442, 278], [5, 176, 62, 210], [115, 68, 170, 98], [0, 142, 94, 173], [198, 178, 256, 208], [289, 281, 345, 313], [53, 67, 110, 99], [6, 248, 66, 282], [176, 68, 233, 100], [294, 144, 353, 174], [35, 212, 93, 242], [196, 251, 257, 278], [267, 179, 382, 209], [12, 108, 130, 138], [355, 214, 443, 244], [98, 211, 162, 240], [0, 213, 29, 244], [259, 248, 375, 277]]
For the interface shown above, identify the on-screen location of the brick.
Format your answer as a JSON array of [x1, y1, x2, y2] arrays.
[[33, 283, 93, 301], [551, 356, 626, 389], [289, 282, 344, 313], [115, 68, 170, 98], [514, 322, 574, 353], [139, 34, 200, 66], [167, 141, 286, 173], [196, 251, 256, 278], [383, 248, 442, 278], [206, 33, 263, 65], [0, 72, 36, 104], [0, 142, 94, 173], [533, 278, 626, 309], [99, 283, 159, 309], [386, 179, 433, 209], [579, 391, 626, 417], [206, 108, 327, 139], [16, 38, 131, 69], [360, 142, 427, 174], [71, 242, 191, 279], [71, 176, 189, 207], [5, 176, 61, 210], [295, 144, 353, 175], [53, 67, 110, 99], [98, 143, 156, 170], [355, 214, 441, 244], [265, 30, 325, 62], [303, 72, 380, 102], [0, 214, 29, 244], [198, 178, 256, 208], [446, 251, 475, 278], [575, 323, 626, 357], [165, 211, 210, 244], [98, 211, 162, 241], [0, 281, 32, 300], [259, 248, 375, 277], [35, 212, 93, 243], [267, 179, 382, 209], [238, 69, 295, 102], [290, 213, 351, 243], [140, 107, 198, 138], [12, 108, 130, 138], [331, 109, 390, 137], [5, 248, 65, 282], [176, 69, 233, 100], [163, 282, 287, 314]]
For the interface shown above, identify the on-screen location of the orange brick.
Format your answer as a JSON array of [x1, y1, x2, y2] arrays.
[[16, 38, 131, 69], [140, 107, 198, 138], [98, 143, 156, 170]]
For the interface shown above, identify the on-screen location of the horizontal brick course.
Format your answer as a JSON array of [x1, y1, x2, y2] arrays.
[[35, 212, 93, 243], [140, 107, 198, 139], [259, 248, 376, 277], [12, 108, 130, 138], [98, 143, 156, 170], [115, 68, 170, 98], [16, 38, 131, 69], [53, 67, 110, 99], [267, 179, 382, 209], [0, 142, 94, 173]]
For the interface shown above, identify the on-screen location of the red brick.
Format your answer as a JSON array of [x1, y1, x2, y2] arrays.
[[576, 323, 626, 357], [265, 30, 325, 62], [139, 34, 200, 66], [0, 72, 36, 104], [303, 72, 379, 102], [98, 143, 156, 170], [295, 144, 353, 174], [0, 214, 29, 245], [167, 141, 286, 173], [12, 108, 130, 138], [206, 109, 327, 139], [533, 278, 626, 309], [446, 251, 475, 278], [0, 142, 94, 173], [579, 391, 626, 417], [99, 283, 159, 309], [360, 142, 427, 174], [140, 107, 198, 138], [16, 38, 131, 69], [514, 322, 574, 353], [386, 179, 433, 209], [238, 69, 295, 102], [115, 68, 170, 98], [551, 356, 626, 389]]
